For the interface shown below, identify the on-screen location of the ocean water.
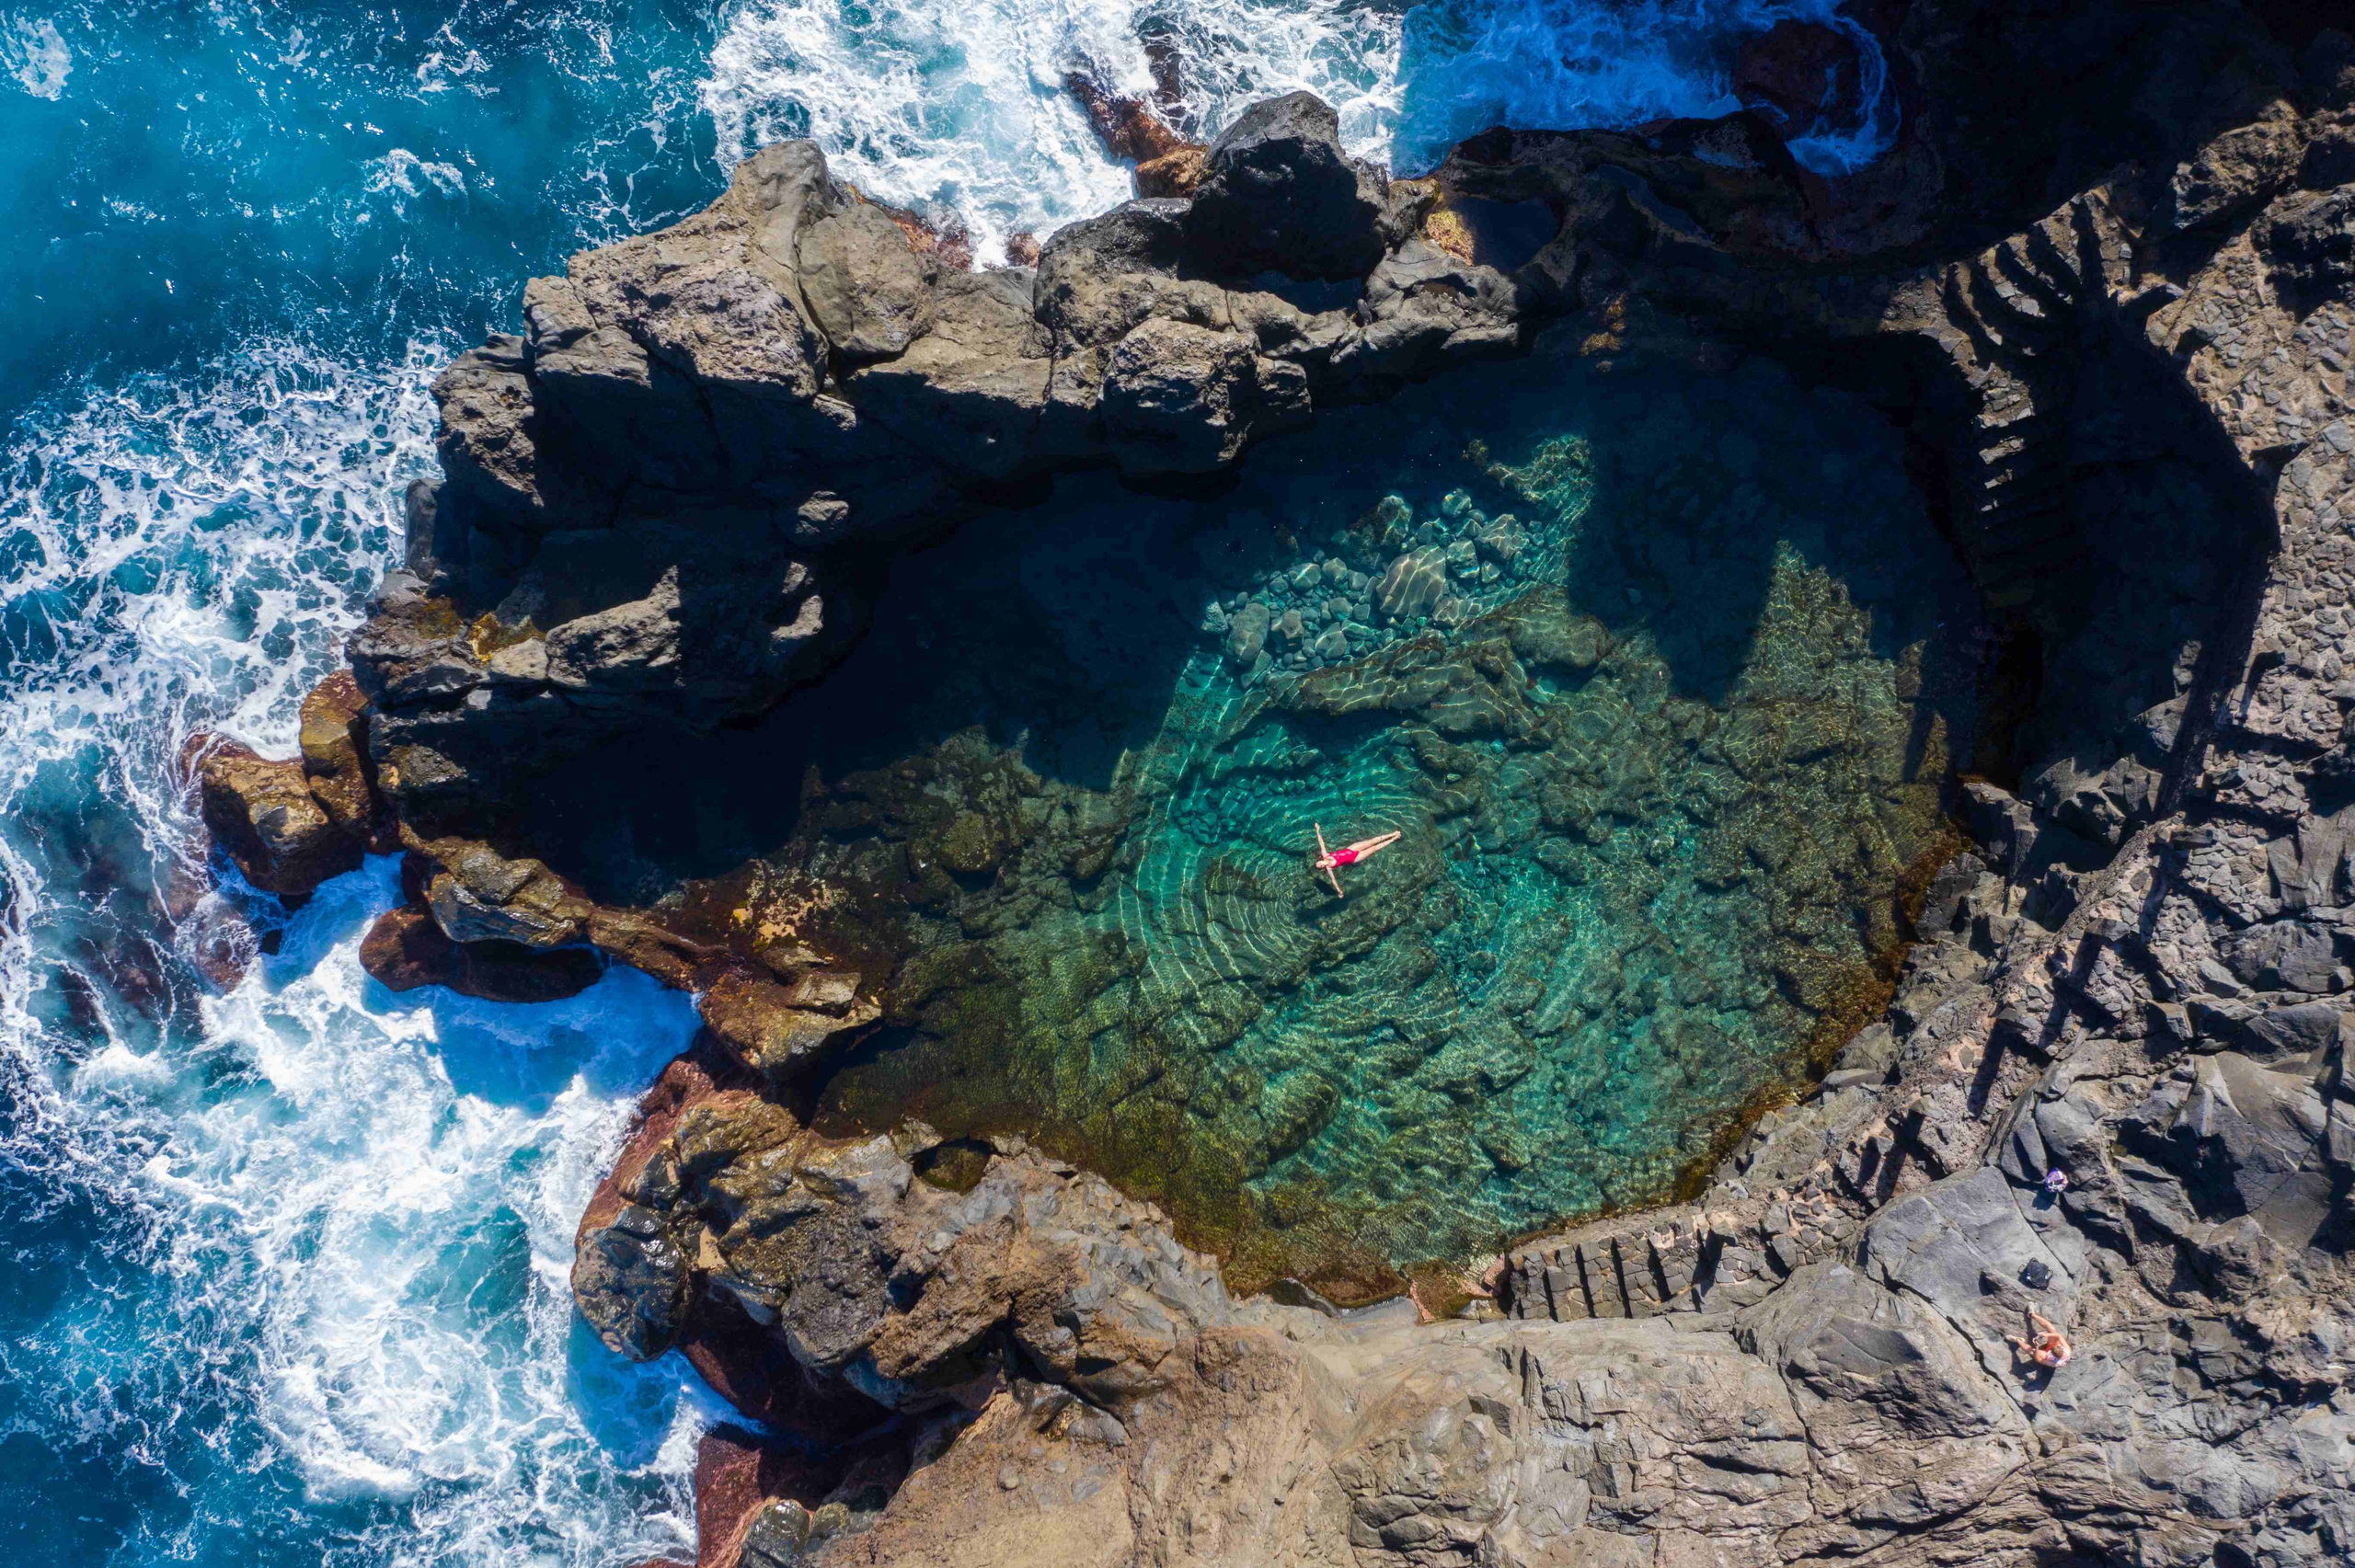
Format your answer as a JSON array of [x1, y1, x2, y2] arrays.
[[697, 0, 1898, 262], [0, 1, 1905, 1562]]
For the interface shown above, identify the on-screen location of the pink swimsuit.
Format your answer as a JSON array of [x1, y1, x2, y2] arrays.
[[1329, 848, 1361, 866]]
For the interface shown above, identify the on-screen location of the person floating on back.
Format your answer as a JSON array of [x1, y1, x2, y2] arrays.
[[1313, 824, 1402, 898]]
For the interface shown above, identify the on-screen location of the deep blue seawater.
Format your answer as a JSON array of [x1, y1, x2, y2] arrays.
[[0, 3, 1901, 1562]]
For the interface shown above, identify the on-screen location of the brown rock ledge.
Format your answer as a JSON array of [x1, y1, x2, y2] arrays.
[[178, 5, 2355, 1562]]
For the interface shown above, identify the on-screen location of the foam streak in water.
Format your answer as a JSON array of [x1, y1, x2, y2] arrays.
[[702, 0, 1894, 261], [0, 339, 707, 1564], [701, 0, 1400, 262]]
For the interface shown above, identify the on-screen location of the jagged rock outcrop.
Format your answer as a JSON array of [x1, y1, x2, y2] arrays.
[[191, 738, 365, 898], [357, 902, 603, 1002], [548, 11, 2355, 1567], [163, 3, 2355, 1562], [353, 90, 1531, 824]]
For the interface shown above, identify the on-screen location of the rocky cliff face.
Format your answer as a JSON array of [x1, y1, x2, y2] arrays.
[[350, 87, 1535, 830], [184, 2, 2355, 1563]]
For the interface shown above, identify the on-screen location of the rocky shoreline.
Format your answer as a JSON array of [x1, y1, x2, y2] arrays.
[[183, 2, 2355, 1562]]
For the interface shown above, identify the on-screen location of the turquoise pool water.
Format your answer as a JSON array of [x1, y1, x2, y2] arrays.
[[0, 1, 1912, 1560], [631, 344, 1982, 1295]]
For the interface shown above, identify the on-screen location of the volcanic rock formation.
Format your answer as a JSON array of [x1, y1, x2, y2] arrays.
[[188, 2, 2355, 1563]]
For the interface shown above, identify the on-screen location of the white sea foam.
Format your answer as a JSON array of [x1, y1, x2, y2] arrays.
[[1394, 0, 1895, 175], [701, 0, 1892, 262], [0, 337, 705, 1564], [201, 860, 706, 1547], [700, 0, 1400, 264], [2, 15, 71, 98], [368, 148, 471, 205]]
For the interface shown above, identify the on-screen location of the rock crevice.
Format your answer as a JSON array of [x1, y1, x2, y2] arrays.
[[181, 5, 2355, 1564]]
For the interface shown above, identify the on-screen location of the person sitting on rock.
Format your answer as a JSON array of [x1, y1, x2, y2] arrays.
[[1313, 824, 1401, 898], [2010, 1310, 2074, 1370]]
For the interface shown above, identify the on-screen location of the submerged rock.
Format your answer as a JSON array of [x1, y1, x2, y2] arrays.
[[1733, 18, 1867, 133], [1371, 546, 1449, 622], [1223, 600, 1270, 666]]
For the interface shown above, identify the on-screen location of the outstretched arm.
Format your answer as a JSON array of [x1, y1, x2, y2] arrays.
[[1315, 825, 1344, 898]]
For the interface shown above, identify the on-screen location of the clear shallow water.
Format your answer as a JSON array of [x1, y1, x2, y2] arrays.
[[582, 346, 1976, 1297], [0, 0, 1903, 1561]]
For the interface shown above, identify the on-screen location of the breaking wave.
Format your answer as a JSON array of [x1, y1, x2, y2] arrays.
[[700, 0, 1896, 261], [0, 0, 1899, 1561]]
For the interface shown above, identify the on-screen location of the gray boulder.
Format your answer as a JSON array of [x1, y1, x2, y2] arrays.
[[1373, 547, 1450, 622], [522, 272, 726, 491], [1033, 199, 1193, 348], [847, 269, 1051, 481], [2219, 915, 2354, 992], [1098, 317, 1311, 474], [1225, 601, 1271, 667], [796, 200, 936, 363], [1737, 1262, 2029, 1542], [2125, 1050, 2349, 1250], [418, 839, 592, 948], [1186, 91, 1391, 280], [431, 337, 557, 534], [1855, 1167, 2086, 1351]]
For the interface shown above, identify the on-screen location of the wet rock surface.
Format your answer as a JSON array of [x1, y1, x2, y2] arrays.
[[178, 2, 2355, 1561], [193, 738, 365, 898], [357, 900, 603, 1003]]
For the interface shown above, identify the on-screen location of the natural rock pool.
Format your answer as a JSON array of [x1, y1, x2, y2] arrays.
[[543, 336, 1982, 1296]]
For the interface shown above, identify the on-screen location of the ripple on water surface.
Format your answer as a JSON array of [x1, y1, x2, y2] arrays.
[[544, 342, 1981, 1299], [0, 0, 1922, 1556]]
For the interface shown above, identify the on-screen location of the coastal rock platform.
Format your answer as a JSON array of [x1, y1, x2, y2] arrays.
[[190, 2, 2355, 1562]]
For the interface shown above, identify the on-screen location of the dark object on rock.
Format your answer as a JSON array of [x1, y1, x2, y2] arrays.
[[2019, 1257, 2053, 1290], [196, 740, 365, 897], [1187, 91, 1391, 280], [359, 904, 603, 1002], [1733, 19, 1867, 133]]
